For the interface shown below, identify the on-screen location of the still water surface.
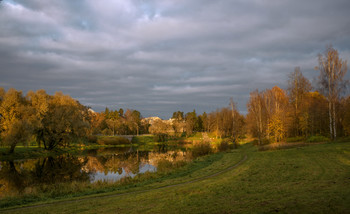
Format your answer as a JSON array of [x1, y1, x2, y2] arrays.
[[0, 145, 190, 197]]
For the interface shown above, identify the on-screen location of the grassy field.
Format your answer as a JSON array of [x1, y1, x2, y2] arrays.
[[2, 141, 350, 213]]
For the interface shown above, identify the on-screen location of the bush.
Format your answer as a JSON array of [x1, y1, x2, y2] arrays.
[[191, 141, 212, 158], [156, 159, 187, 173], [97, 136, 130, 145], [286, 136, 305, 143], [252, 138, 271, 146], [101, 128, 113, 136], [218, 139, 230, 152], [131, 135, 154, 144], [153, 134, 168, 142], [306, 135, 330, 143], [87, 135, 98, 144]]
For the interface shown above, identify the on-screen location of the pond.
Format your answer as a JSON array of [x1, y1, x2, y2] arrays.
[[0, 144, 191, 198]]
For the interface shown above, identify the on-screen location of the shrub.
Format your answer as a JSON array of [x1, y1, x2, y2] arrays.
[[87, 135, 98, 144], [101, 128, 113, 136], [97, 136, 130, 145], [218, 139, 230, 152], [252, 138, 271, 146], [191, 141, 212, 158], [258, 142, 309, 151], [156, 159, 174, 173], [286, 136, 305, 143], [306, 135, 330, 143], [153, 134, 168, 142], [156, 159, 187, 173]]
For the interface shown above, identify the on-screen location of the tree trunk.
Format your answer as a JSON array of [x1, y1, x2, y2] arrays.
[[9, 143, 16, 154], [329, 101, 333, 140], [333, 102, 336, 140]]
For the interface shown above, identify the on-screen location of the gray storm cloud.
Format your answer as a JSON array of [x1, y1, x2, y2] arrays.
[[0, 0, 349, 118]]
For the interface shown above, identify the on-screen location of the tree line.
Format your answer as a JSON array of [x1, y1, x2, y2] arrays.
[[0, 89, 146, 153], [247, 46, 349, 144], [0, 46, 349, 153]]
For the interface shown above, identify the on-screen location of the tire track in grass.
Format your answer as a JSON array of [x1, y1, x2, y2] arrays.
[[2, 154, 248, 212]]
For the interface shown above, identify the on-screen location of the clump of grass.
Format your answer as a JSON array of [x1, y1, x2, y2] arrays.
[[191, 141, 212, 158], [258, 142, 313, 151], [306, 135, 330, 143]]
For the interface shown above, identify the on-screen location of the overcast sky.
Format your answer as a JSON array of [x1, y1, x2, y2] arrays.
[[1, 0, 350, 118]]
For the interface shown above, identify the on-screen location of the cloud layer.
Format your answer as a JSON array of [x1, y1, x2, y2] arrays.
[[1, 0, 350, 118]]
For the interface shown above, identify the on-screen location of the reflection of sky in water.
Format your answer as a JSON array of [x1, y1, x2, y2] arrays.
[[90, 163, 156, 183]]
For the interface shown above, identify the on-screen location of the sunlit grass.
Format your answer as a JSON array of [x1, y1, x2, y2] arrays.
[[2, 142, 350, 213]]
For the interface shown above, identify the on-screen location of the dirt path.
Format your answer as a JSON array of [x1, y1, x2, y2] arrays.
[[3, 154, 248, 212]]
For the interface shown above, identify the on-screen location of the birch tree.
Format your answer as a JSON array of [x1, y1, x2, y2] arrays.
[[316, 46, 348, 140]]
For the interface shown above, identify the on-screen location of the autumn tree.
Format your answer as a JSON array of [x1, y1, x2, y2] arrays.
[[206, 106, 245, 140], [247, 90, 265, 144], [172, 111, 185, 136], [0, 89, 33, 153], [340, 96, 350, 136], [201, 112, 208, 132], [265, 86, 289, 142], [125, 109, 141, 135], [26, 89, 50, 148], [287, 67, 312, 136], [88, 110, 105, 135], [316, 46, 348, 140], [0, 87, 5, 102], [149, 119, 172, 135], [33, 92, 89, 150], [105, 108, 120, 136], [185, 110, 197, 136], [301, 91, 329, 136], [229, 98, 239, 139]]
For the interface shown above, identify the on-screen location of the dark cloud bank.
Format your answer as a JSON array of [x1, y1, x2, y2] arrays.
[[1, 0, 350, 118]]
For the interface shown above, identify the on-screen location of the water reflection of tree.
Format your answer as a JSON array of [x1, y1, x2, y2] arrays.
[[0, 161, 29, 196], [84, 150, 150, 175], [31, 155, 90, 184], [0, 155, 91, 197]]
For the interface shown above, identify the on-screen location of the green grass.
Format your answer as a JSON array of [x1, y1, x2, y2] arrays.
[[306, 135, 330, 143], [186, 132, 203, 141], [2, 141, 350, 213], [131, 135, 154, 144]]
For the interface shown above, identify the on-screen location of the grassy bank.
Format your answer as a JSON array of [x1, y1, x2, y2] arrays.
[[0, 148, 243, 209], [2, 141, 350, 213]]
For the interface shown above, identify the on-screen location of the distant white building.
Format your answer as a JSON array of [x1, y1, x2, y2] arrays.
[[141, 117, 162, 125]]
